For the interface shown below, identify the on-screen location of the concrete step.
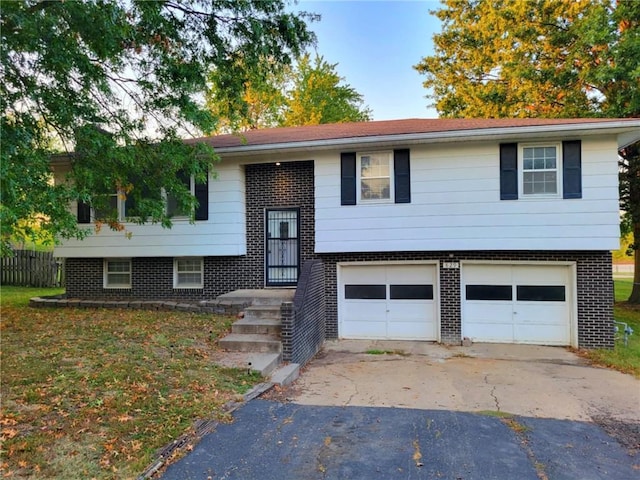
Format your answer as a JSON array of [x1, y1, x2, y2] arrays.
[[244, 305, 282, 321], [217, 289, 294, 306], [213, 352, 282, 377], [232, 317, 281, 335], [270, 363, 300, 386], [219, 333, 282, 353]]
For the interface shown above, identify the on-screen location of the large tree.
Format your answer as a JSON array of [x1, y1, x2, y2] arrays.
[[0, 0, 316, 256], [415, 0, 640, 301], [206, 53, 371, 132]]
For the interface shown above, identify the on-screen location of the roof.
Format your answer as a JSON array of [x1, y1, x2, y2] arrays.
[[188, 118, 640, 151]]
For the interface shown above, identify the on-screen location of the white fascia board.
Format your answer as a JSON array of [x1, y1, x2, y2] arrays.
[[213, 121, 640, 157]]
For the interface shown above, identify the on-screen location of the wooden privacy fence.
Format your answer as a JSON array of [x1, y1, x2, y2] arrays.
[[1, 250, 65, 287]]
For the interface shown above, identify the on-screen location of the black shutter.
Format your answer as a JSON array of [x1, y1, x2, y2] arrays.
[[500, 143, 518, 200], [394, 149, 411, 203], [563, 140, 582, 199], [341, 152, 357, 205], [77, 200, 91, 224], [194, 174, 209, 220]]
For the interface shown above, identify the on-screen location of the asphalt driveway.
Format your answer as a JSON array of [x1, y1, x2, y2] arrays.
[[160, 342, 640, 480], [161, 400, 638, 480]]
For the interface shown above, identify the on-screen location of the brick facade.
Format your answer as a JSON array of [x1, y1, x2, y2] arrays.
[[281, 259, 325, 365], [65, 161, 316, 300], [319, 250, 613, 349]]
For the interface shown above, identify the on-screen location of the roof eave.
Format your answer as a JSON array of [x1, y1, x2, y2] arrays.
[[213, 120, 640, 156]]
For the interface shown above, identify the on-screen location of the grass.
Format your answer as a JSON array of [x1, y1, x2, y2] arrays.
[[0, 287, 261, 479], [579, 279, 640, 377], [365, 349, 410, 356]]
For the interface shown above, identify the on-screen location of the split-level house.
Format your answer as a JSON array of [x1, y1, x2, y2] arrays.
[[53, 118, 640, 355]]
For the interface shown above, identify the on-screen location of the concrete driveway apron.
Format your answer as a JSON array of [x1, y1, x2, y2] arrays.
[[161, 341, 640, 480]]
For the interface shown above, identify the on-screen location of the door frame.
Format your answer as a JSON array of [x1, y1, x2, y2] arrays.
[[264, 207, 301, 287]]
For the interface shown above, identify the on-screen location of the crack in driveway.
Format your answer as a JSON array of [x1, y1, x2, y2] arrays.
[[485, 374, 501, 412]]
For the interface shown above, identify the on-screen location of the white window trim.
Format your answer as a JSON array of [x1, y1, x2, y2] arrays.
[[356, 151, 394, 204], [173, 257, 204, 289], [103, 258, 132, 289], [519, 143, 562, 199]]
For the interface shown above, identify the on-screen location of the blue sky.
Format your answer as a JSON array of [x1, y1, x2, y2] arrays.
[[297, 0, 442, 120]]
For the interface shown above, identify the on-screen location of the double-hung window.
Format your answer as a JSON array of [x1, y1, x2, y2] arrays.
[[174, 257, 203, 288], [104, 259, 131, 288], [521, 145, 560, 196], [358, 152, 393, 202], [166, 172, 194, 218], [500, 141, 581, 201]]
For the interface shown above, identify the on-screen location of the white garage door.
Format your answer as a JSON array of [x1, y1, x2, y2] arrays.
[[339, 264, 438, 340], [462, 264, 572, 345]]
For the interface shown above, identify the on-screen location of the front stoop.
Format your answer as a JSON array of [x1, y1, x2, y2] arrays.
[[216, 289, 293, 381]]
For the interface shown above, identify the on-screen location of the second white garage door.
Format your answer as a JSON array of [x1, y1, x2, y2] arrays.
[[462, 264, 573, 345], [339, 264, 438, 340]]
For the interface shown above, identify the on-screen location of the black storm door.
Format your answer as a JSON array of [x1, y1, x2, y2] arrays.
[[265, 208, 300, 286]]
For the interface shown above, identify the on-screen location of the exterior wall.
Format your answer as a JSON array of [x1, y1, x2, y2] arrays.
[[55, 162, 247, 258], [65, 161, 315, 299], [320, 250, 613, 349], [281, 259, 325, 365], [315, 136, 620, 253]]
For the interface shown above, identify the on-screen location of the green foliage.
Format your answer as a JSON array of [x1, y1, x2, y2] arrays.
[[415, 0, 640, 300], [415, 0, 640, 119], [281, 54, 372, 126], [1, 0, 316, 255], [207, 53, 371, 131]]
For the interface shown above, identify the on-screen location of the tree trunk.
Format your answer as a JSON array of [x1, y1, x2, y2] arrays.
[[628, 223, 640, 303]]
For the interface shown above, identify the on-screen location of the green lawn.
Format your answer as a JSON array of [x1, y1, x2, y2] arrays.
[[582, 279, 640, 377], [0, 287, 261, 479]]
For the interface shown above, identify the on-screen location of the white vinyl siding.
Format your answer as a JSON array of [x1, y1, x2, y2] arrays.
[[104, 259, 131, 288], [56, 163, 246, 258], [315, 136, 620, 253], [174, 257, 203, 288]]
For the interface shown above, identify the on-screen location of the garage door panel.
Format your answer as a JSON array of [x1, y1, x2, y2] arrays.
[[389, 300, 434, 321], [343, 301, 386, 321], [342, 266, 386, 284], [340, 264, 438, 341], [387, 265, 435, 283], [386, 321, 435, 340], [514, 325, 569, 345], [464, 303, 514, 325], [462, 264, 572, 346], [464, 265, 512, 284], [513, 266, 568, 284], [341, 320, 387, 339], [464, 323, 514, 343]]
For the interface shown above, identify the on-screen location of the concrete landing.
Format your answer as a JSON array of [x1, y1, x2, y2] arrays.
[[216, 289, 294, 306]]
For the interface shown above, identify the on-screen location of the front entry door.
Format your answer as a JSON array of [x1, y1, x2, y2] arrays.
[[266, 209, 300, 286]]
